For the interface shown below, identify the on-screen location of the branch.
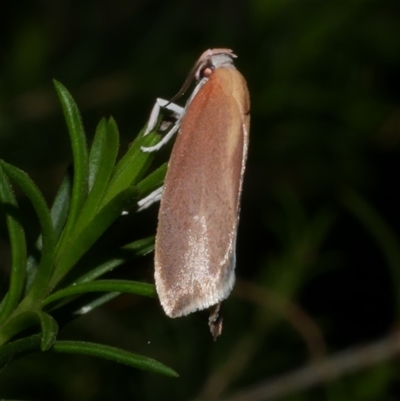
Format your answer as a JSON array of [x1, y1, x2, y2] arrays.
[[224, 329, 400, 401]]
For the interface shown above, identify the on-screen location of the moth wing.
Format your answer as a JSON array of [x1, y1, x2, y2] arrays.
[[155, 68, 250, 317]]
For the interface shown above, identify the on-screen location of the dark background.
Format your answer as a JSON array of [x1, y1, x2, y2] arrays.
[[1, 1, 399, 400]]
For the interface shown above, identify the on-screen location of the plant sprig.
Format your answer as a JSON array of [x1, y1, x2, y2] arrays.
[[0, 80, 177, 378]]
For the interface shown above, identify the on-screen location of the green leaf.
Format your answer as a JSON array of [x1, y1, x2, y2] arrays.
[[42, 279, 155, 307], [50, 167, 73, 240], [89, 118, 107, 191], [88, 117, 119, 193], [124, 236, 155, 257], [53, 80, 89, 254], [101, 126, 161, 206], [0, 334, 41, 369], [73, 292, 120, 316], [51, 186, 137, 286], [77, 117, 119, 230], [37, 311, 58, 351], [0, 310, 58, 350], [1, 161, 56, 302], [51, 341, 178, 377], [73, 236, 155, 284], [0, 164, 27, 323], [25, 171, 72, 292], [135, 162, 167, 200]]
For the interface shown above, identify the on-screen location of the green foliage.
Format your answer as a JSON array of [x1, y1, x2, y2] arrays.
[[0, 81, 177, 378], [1, 1, 399, 399]]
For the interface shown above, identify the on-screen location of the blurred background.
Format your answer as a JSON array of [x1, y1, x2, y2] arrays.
[[1, 1, 399, 400]]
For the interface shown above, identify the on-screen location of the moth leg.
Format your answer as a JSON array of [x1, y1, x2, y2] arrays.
[[137, 186, 164, 211], [141, 98, 184, 153], [209, 303, 223, 340], [143, 98, 184, 136]]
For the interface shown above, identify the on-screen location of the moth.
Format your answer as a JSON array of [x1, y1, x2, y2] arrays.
[[139, 49, 250, 338]]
